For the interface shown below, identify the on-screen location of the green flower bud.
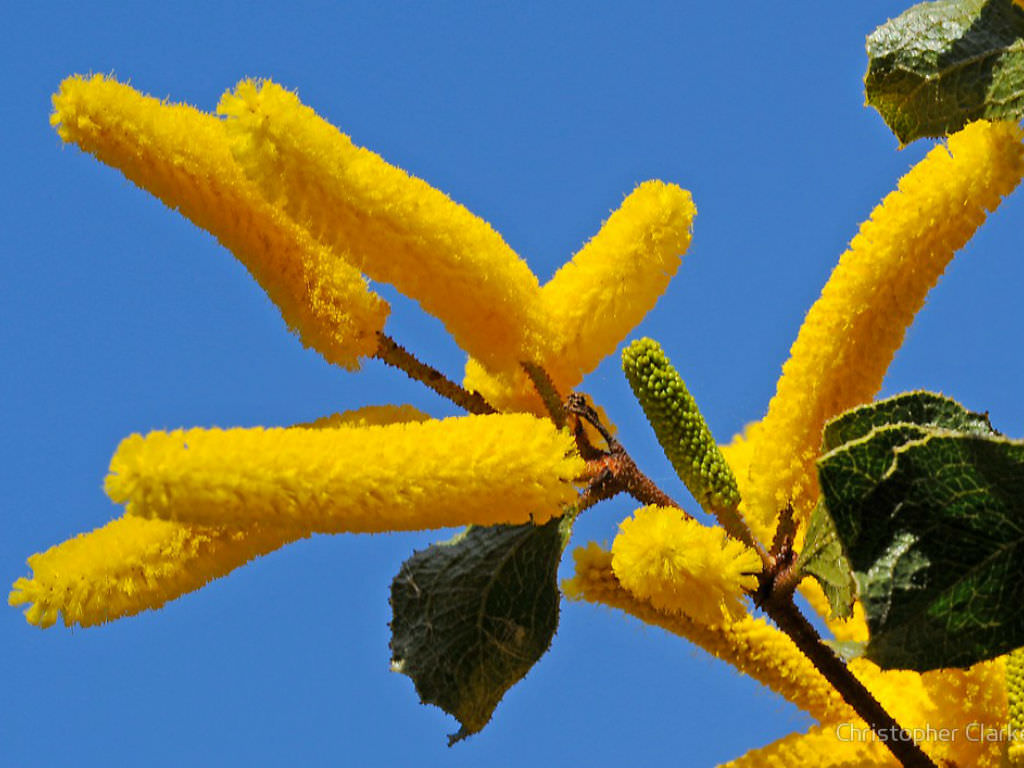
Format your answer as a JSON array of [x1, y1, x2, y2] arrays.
[[622, 338, 740, 515]]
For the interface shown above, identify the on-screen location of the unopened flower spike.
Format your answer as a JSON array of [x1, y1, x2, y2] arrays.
[[50, 74, 388, 369], [218, 79, 543, 373], [739, 120, 1024, 538], [1008, 647, 1024, 764], [105, 414, 583, 533], [621, 338, 751, 544], [8, 404, 430, 629]]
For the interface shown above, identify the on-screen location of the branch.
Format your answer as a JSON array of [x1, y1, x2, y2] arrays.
[[567, 393, 687, 515], [757, 569, 937, 768], [374, 333, 496, 415], [521, 362, 566, 428]]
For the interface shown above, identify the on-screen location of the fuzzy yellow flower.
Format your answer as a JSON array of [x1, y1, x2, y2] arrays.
[[11, 74, 694, 634], [16, 67, 1024, 768], [50, 74, 389, 369], [740, 119, 1024, 540], [218, 78, 544, 374], [611, 506, 759, 625], [105, 415, 582, 533]]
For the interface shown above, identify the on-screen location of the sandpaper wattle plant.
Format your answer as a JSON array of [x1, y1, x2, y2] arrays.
[[12, 69, 1024, 768]]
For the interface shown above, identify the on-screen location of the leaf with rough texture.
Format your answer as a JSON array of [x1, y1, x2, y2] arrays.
[[389, 518, 567, 744], [821, 390, 995, 454], [865, 0, 1024, 144], [819, 428, 1024, 671], [797, 501, 857, 620]]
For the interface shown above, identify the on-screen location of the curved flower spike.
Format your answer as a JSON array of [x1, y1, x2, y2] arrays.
[[8, 404, 432, 629], [51, 75, 387, 369], [541, 181, 696, 388], [218, 79, 543, 372], [464, 181, 696, 413], [741, 120, 1024, 536], [106, 414, 583, 532]]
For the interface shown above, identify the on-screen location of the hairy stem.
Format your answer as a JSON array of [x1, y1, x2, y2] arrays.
[[568, 394, 686, 514], [374, 333, 496, 415]]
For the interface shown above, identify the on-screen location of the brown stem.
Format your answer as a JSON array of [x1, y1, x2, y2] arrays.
[[567, 394, 687, 515], [374, 333, 496, 415], [760, 593, 937, 768], [617, 450, 684, 511], [521, 362, 566, 428]]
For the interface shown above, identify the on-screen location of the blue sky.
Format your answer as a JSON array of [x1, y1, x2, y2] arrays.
[[4, 2, 1024, 766]]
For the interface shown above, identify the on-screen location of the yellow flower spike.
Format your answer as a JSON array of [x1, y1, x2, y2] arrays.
[[106, 414, 583, 532], [562, 543, 851, 724], [8, 517, 302, 629], [743, 120, 1024, 535], [463, 182, 696, 408], [611, 506, 760, 625], [729, 658, 1005, 766], [218, 79, 543, 373], [9, 403, 432, 629], [1008, 648, 1024, 765], [539, 181, 696, 389], [727, 650, 1006, 767], [51, 74, 388, 369], [914, 659, 1008, 767]]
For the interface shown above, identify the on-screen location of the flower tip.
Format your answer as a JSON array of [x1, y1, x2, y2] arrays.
[[8, 577, 57, 629], [621, 336, 659, 368], [7, 578, 28, 607]]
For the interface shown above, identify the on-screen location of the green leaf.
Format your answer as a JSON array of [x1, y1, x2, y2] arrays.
[[389, 518, 568, 744], [819, 426, 1024, 671], [802, 392, 995, 623], [796, 501, 857, 620], [824, 639, 867, 663], [821, 390, 995, 454], [865, 0, 1024, 145]]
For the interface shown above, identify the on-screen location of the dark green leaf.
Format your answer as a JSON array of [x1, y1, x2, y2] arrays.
[[819, 429, 1024, 671], [796, 501, 857, 620], [389, 518, 568, 744], [819, 423, 931, 546], [865, 0, 1024, 145], [800, 409, 933, 621], [821, 390, 995, 454]]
